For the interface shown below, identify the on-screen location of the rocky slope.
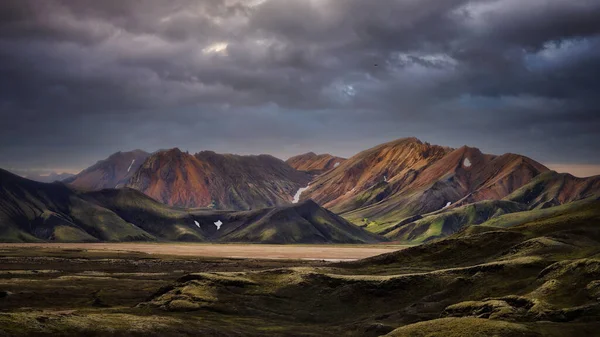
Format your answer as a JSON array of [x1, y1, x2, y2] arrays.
[[382, 172, 600, 243], [285, 152, 346, 175], [125, 149, 311, 210], [0, 169, 377, 244], [64, 150, 150, 190], [300, 138, 551, 235], [301, 138, 452, 212], [506, 170, 600, 208]]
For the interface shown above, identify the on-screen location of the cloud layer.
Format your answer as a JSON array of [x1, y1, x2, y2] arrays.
[[1, 0, 599, 171]]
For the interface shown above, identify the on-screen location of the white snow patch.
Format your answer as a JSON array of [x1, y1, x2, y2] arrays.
[[214, 220, 223, 230], [443, 202, 452, 209], [292, 184, 310, 203], [127, 159, 135, 172], [194, 221, 200, 228], [463, 158, 472, 167], [383, 175, 388, 182], [333, 162, 340, 168]]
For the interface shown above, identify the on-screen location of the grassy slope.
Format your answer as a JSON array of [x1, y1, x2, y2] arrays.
[[383, 200, 527, 243], [0, 169, 154, 243], [481, 197, 599, 228], [367, 170, 600, 244], [219, 200, 383, 244]]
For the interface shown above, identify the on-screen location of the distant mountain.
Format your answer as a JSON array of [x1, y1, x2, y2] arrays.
[[16, 171, 75, 183], [286, 152, 346, 175], [505, 170, 600, 208], [64, 150, 150, 190], [0, 169, 381, 244], [301, 138, 550, 235], [368, 158, 600, 243], [301, 138, 452, 211], [125, 148, 311, 210]]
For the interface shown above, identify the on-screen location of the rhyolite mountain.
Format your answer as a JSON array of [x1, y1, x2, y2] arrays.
[[298, 137, 600, 241], [286, 152, 346, 175], [0, 169, 381, 244], [64, 149, 150, 190], [378, 163, 600, 243], [125, 148, 312, 210]]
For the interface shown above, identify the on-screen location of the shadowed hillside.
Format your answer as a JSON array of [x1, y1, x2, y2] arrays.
[[0, 169, 380, 244], [64, 150, 150, 190]]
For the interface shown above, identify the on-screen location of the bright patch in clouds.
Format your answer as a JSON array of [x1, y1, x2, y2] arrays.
[[203, 42, 229, 55]]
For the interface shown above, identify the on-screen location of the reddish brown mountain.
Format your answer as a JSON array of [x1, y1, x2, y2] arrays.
[[125, 148, 311, 210], [301, 138, 452, 212], [506, 170, 600, 208], [301, 138, 550, 233], [64, 150, 150, 190], [285, 152, 346, 175]]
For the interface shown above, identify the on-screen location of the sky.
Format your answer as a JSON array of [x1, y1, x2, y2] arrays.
[[0, 0, 599, 177]]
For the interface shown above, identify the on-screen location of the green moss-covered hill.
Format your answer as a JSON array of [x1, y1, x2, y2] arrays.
[[0, 169, 382, 244]]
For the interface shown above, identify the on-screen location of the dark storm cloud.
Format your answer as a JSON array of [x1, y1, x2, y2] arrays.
[[0, 0, 599, 173]]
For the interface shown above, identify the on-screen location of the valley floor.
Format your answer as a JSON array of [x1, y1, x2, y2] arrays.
[[0, 243, 404, 261]]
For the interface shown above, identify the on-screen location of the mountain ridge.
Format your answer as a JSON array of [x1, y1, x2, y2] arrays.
[[0, 169, 378, 244], [64, 149, 150, 190], [286, 152, 346, 175], [126, 148, 311, 210]]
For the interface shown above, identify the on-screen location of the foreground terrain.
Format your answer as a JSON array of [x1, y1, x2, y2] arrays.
[[1, 198, 599, 336]]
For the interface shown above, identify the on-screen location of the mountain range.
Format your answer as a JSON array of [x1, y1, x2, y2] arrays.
[[9, 170, 75, 183], [0, 168, 379, 244], [2, 136, 599, 244]]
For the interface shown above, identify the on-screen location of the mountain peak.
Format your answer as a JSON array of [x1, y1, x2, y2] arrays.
[[127, 149, 311, 209], [65, 150, 151, 190], [286, 152, 346, 174]]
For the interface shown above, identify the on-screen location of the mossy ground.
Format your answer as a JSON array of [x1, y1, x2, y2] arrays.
[[1, 199, 599, 336]]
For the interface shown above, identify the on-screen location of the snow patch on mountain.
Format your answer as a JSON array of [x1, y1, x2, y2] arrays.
[[214, 220, 223, 230], [127, 159, 136, 172], [463, 158, 472, 167], [292, 184, 310, 203]]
